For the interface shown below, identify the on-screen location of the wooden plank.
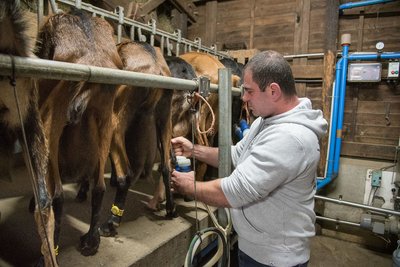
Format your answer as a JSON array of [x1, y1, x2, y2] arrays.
[[347, 113, 400, 126], [341, 141, 398, 160], [356, 101, 400, 113], [139, 0, 166, 15], [254, 2, 297, 17], [254, 13, 295, 26], [352, 136, 399, 145], [169, 0, 198, 23], [217, 0, 252, 10], [351, 125, 400, 140], [217, 7, 250, 20], [293, 0, 310, 119], [291, 65, 323, 79], [306, 85, 324, 100], [318, 0, 338, 175], [171, 9, 188, 38], [204, 1, 217, 46], [250, 0, 255, 48]]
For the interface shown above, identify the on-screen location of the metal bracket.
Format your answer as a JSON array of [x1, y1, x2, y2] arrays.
[[198, 76, 210, 98]]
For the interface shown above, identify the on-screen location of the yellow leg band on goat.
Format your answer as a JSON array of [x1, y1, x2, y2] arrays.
[[111, 204, 124, 217]]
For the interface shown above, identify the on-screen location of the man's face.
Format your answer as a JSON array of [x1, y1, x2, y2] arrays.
[[241, 70, 273, 118]]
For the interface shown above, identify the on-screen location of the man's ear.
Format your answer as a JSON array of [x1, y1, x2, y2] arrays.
[[269, 83, 282, 101]]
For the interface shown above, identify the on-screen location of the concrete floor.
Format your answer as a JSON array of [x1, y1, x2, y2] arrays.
[[0, 164, 394, 267]]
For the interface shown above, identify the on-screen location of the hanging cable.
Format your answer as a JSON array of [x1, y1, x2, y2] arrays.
[[183, 87, 231, 267], [9, 55, 56, 267]]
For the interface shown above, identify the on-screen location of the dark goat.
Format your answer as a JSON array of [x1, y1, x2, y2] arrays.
[[35, 9, 123, 259], [148, 53, 243, 207], [147, 56, 198, 210], [0, 1, 53, 266]]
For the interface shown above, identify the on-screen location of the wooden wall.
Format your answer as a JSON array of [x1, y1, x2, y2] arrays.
[[188, 0, 400, 162]]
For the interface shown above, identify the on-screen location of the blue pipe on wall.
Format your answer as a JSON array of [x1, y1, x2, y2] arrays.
[[316, 0, 400, 191], [339, 0, 394, 10], [317, 50, 400, 190], [325, 59, 343, 180], [333, 44, 350, 175], [349, 52, 400, 61]]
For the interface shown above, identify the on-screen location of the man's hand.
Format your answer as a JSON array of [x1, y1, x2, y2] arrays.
[[171, 170, 194, 196], [171, 136, 193, 158]]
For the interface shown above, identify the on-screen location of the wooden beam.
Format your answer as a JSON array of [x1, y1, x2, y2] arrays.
[[171, 9, 188, 37], [293, 0, 310, 98], [204, 1, 217, 46], [169, 0, 198, 23], [249, 0, 255, 49], [139, 0, 166, 16], [319, 0, 339, 177]]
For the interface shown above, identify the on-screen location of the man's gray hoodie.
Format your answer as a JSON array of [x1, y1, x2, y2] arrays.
[[221, 98, 328, 266]]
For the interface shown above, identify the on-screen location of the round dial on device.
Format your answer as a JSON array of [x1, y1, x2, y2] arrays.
[[376, 41, 384, 50]]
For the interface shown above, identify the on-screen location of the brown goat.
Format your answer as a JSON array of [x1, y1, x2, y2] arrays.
[[147, 56, 197, 211], [0, 1, 54, 266], [97, 41, 176, 236], [35, 8, 123, 260], [147, 52, 242, 209]]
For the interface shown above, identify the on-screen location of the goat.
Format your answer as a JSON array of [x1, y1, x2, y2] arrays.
[[148, 52, 242, 209], [35, 8, 123, 259], [0, 1, 54, 266], [98, 41, 176, 237], [147, 55, 198, 211]]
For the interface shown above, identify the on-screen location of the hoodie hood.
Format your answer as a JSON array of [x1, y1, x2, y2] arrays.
[[263, 98, 328, 139]]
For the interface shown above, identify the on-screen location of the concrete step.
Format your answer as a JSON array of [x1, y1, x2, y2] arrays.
[[0, 166, 218, 267]]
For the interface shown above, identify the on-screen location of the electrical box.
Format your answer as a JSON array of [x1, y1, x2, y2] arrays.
[[371, 170, 382, 187], [348, 63, 381, 82], [388, 62, 400, 79]]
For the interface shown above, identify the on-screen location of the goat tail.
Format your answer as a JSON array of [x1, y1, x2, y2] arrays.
[[0, 0, 33, 57]]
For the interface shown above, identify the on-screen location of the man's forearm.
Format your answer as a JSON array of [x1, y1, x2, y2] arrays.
[[188, 179, 231, 208], [193, 145, 219, 168]]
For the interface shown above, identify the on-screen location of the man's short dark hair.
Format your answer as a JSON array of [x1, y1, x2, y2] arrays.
[[244, 51, 296, 96]]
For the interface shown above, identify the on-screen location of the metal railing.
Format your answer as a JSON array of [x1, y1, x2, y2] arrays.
[[49, 0, 231, 59]]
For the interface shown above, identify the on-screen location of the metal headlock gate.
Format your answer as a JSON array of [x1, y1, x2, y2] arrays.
[[41, 0, 233, 58], [0, 54, 240, 267], [0, 54, 241, 176], [4, 1, 240, 265]]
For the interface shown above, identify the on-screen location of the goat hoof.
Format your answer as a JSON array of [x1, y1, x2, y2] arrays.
[[79, 232, 100, 256], [165, 209, 178, 219], [99, 221, 118, 237]]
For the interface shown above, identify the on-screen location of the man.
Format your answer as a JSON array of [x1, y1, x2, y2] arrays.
[[171, 50, 328, 267]]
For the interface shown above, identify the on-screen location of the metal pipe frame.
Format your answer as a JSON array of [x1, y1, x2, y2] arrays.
[[316, 215, 361, 228], [315, 195, 400, 217], [55, 0, 231, 59], [0, 54, 241, 96], [339, 0, 395, 10]]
